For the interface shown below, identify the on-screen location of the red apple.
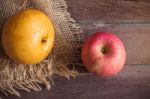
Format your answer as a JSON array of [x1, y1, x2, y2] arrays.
[[81, 32, 126, 77]]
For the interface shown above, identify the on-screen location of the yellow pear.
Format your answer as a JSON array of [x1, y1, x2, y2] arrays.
[[2, 9, 55, 65]]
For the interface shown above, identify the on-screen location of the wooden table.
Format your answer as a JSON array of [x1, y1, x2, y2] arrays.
[[2, 0, 150, 99]]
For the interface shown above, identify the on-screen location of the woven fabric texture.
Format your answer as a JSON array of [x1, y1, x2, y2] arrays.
[[0, 0, 83, 97]]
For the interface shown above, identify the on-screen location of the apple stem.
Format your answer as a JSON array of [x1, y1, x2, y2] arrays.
[[101, 47, 107, 54]]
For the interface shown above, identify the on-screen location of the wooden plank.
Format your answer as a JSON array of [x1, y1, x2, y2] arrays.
[[2, 65, 150, 99], [80, 22, 150, 64], [65, 0, 150, 21]]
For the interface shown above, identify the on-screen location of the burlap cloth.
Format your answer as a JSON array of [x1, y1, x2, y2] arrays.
[[0, 0, 84, 97]]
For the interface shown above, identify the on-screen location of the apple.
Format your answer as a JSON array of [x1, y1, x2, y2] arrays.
[[2, 9, 55, 65], [81, 32, 126, 77]]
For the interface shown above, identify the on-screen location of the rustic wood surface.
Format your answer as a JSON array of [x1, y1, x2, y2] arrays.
[[2, 0, 150, 99], [65, 0, 150, 65], [65, 0, 150, 21], [82, 24, 150, 65], [2, 65, 150, 99]]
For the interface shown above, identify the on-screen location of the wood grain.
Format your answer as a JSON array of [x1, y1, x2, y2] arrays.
[[2, 65, 150, 99], [81, 22, 150, 64], [65, 0, 150, 64], [65, 0, 150, 22]]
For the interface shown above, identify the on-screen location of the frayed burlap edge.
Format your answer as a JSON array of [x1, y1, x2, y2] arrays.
[[0, 0, 84, 97]]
